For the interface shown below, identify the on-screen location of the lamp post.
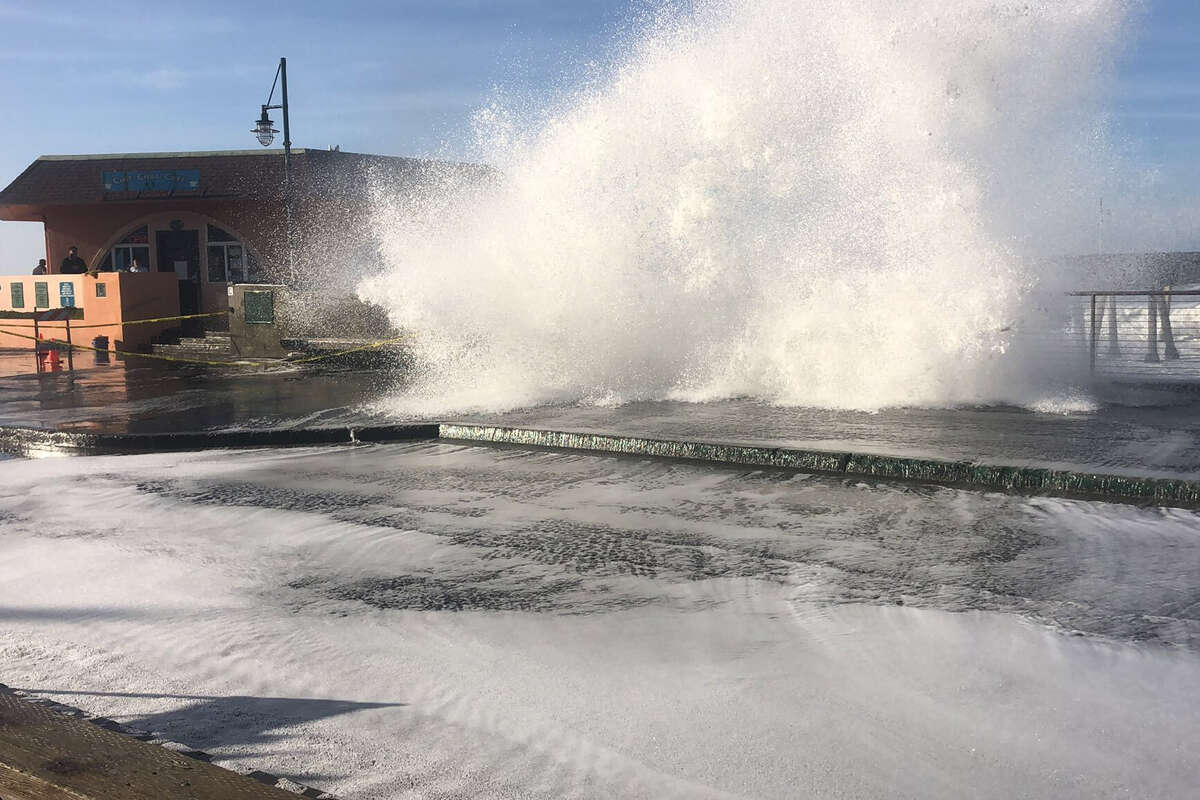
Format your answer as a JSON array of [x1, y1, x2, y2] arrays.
[[251, 57, 293, 285]]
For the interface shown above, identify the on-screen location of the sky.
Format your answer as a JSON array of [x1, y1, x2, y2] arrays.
[[0, 0, 1197, 271]]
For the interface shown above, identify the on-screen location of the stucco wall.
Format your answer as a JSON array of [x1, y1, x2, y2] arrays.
[[42, 199, 286, 277], [0, 272, 180, 352]]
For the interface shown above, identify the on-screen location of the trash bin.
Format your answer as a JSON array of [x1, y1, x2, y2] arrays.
[[92, 336, 110, 363]]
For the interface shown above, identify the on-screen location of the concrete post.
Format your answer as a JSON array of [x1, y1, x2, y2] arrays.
[[1103, 296, 1121, 356], [1159, 290, 1180, 360], [1145, 293, 1159, 363], [1089, 295, 1097, 375]]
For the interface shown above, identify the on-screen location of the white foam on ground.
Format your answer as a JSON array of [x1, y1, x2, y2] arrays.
[[1, 445, 1198, 799], [1025, 391, 1102, 415]]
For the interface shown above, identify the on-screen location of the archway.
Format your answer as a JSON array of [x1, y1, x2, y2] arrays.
[[94, 212, 263, 318]]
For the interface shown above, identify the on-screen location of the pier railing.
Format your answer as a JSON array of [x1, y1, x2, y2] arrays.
[[1068, 290, 1200, 380]]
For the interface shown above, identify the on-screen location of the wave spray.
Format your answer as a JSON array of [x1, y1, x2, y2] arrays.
[[362, 0, 1129, 414]]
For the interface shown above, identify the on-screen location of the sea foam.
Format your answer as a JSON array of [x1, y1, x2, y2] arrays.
[[362, 0, 1128, 414]]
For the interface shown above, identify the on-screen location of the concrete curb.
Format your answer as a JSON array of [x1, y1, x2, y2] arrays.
[[437, 424, 1200, 508], [0, 424, 440, 456], [2, 421, 1198, 508]]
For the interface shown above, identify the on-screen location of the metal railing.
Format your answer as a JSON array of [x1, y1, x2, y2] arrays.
[[1068, 290, 1199, 380]]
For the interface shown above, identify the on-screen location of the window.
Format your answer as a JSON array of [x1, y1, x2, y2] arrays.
[[206, 224, 236, 242], [10, 283, 24, 309], [207, 244, 227, 282], [206, 225, 258, 283], [95, 282, 107, 298], [100, 225, 150, 272], [120, 226, 149, 244]]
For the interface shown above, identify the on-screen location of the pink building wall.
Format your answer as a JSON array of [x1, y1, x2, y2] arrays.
[[0, 273, 179, 352]]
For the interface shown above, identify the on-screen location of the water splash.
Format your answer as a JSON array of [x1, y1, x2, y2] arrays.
[[362, 0, 1129, 415]]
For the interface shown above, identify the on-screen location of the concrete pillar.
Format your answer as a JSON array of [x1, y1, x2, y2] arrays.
[[1159, 290, 1180, 360], [1104, 296, 1121, 356], [1145, 294, 1159, 363]]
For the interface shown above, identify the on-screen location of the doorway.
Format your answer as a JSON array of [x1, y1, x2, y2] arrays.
[[156, 228, 201, 330]]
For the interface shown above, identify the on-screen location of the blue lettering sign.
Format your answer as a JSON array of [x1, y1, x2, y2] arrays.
[[102, 170, 200, 192]]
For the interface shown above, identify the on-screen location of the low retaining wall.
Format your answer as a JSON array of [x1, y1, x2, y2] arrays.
[[0, 424, 439, 456], [437, 424, 1200, 508], [2, 421, 1197, 509]]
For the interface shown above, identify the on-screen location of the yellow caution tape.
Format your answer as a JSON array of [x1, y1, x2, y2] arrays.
[[290, 337, 407, 364], [71, 311, 226, 329], [0, 325, 406, 369], [1, 311, 227, 331], [0, 326, 268, 367]]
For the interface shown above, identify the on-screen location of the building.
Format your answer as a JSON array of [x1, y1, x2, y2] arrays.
[[0, 272, 179, 352], [0, 148, 483, 350]]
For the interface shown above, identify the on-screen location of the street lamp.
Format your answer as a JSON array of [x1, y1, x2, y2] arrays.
[[251, 57, 293, 284], [252, 109, 278, 147]]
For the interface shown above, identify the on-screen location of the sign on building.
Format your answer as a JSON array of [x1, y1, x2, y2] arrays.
[[102, 170, 201, 193], [59, 281, 75, 308], [34, 281, 49, 308], [243, 290, 275, 324]]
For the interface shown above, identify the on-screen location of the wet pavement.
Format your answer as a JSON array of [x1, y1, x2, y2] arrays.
[[0, 352, 399, 434], [4, 354, 1200, 798], [3, 444, 1199, 799], [3, 350, 1200, 480]]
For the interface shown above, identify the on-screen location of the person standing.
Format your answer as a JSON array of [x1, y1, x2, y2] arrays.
[[59, 246, 88, 274], [31, 259, 47, 275]]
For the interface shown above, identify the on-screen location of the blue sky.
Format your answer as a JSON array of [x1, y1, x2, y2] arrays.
[[0, 0, 1196, 270]]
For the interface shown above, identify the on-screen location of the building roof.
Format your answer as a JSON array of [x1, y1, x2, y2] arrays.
[[34, 149, 307, 161], [0, 148, 481, 221]]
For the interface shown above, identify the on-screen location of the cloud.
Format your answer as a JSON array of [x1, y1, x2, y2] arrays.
[[105, 64, 251, 91], [0, 49, 103, 63], [0, 2, 236, 37], [0, 3, 84, 26]]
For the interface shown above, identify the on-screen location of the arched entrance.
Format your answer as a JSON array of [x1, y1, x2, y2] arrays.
[[96, 212, 262, 328]]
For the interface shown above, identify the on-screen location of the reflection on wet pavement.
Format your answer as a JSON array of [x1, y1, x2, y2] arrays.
[[0, 352, 402, 433], [4, 350, 1200, 480]]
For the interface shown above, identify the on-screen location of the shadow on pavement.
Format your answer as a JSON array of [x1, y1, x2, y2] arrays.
[[15, 687, 405, 756]]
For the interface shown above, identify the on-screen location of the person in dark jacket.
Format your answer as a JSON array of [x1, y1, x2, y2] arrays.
[[60, 246, 88, 274]]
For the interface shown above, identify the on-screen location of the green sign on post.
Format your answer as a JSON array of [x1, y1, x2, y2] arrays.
[[244, 290, 275, 324]]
